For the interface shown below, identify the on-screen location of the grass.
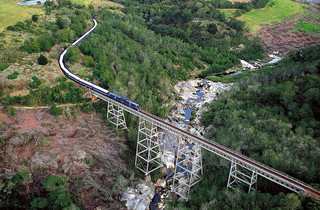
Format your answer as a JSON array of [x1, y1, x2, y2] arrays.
[[206, 71, 257, 83], [0, 0, 43, 32], [219, 9, 237, 19], [294, 21, 320, 33], [70, 0, 93, 6], [91, 0, 124, 9], [239, 0, 305, 32]]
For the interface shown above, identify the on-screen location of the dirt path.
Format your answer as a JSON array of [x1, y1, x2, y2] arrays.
[[12, 100, 98, 110]]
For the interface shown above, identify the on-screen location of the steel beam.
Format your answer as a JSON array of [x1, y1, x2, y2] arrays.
[[172, 136, 203, 200], [135, 118, 163, 175], [107, 102, 127, 129]]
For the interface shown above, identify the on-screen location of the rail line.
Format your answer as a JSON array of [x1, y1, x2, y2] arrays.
[[59, 18, 320, 200]]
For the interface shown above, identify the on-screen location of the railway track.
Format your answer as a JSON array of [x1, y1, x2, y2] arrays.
[[59, 18, 320, 200]]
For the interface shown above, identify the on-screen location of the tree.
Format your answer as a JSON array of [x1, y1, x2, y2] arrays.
[[37, 54, 48, 65], [32, 14, 39, 22], [56, 17, 65, 29], [207, 23, 218, 35]]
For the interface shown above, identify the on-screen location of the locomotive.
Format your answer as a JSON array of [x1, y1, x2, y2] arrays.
[[58, 19, 140, 111]]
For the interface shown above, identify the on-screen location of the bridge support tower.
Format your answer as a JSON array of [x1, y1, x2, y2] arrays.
[[172, 136, 203, 200], [107, 102, 127, 129], [227, 158, 258, 192], [135, 118, 162, 175]]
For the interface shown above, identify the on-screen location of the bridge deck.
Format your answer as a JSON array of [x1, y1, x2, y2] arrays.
[[60, 18, 320, 200]]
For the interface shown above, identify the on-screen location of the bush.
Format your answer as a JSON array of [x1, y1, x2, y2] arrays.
[[28, 62, 33, 66], [49, 105, 63, 116], [6, 26, 15, 31], [0, 63, 9, 71], [7, 71, 19, 80], [30, 76, 41, 88], [8, 84, 15, 89], [32, 14, 39, 22], [30, 197, 47, 209], [38, 54, 48, 65]]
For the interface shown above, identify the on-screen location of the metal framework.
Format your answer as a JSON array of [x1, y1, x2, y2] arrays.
[[135, 118, 163, 175], [227, 158, 258, 192], [172, 136, 203, 200], [92, 90, 311, 198], [107, 102, 127, 129]]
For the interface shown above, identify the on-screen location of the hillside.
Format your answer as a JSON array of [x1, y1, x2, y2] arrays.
[[0, 0, 320, 209]]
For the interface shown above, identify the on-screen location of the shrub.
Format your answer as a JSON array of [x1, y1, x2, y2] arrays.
[[49, 105, 63, 116], [38, 54, 48, 65], [0, 63, 9, 71], [8, 58, 17, 63], [8, 84, 15, 89], [30, 76, 41, 88], [0, 137, 5, 147], [7, 71, 19, 80], [32, 14, 39, 22], [42, 175, 67, 192], [28, 62, 33, 66], [30, 197, 47, 209], [6, 26, 15, 31]]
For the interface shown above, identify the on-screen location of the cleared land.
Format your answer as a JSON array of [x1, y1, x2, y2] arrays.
[[70, 0, 93, 5], [239, 0, 305, 32], [0, 0, 43, 32]]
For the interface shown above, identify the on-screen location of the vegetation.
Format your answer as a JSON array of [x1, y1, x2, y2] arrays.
[[0, 0, 43, 32], [0, 63, 9, 71], [37, 54, 48, 65], [203, 45, 320, 185], [206, 70, 258, 83], [239, 0, 305, 32], [295, 21, 320, 33], [7, 71, 19, 80]]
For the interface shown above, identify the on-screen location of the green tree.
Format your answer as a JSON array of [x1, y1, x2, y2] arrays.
[[37, 54, 48, 65], [32, 14, 39, 22]]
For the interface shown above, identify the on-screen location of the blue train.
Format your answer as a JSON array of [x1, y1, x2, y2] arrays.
[[59, 19, 141, 111]]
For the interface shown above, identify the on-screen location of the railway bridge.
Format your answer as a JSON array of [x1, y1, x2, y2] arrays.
[[59, 19, 320, 200]]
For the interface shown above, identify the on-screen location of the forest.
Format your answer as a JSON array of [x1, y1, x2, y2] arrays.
[[174, 45, 320, 209], [1, 0, 319, 208]]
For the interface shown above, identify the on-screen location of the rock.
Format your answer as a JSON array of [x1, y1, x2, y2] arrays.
[[136, 180, 155, 200], [177, 106, 185, 115], [145, 175, 151, 183], [121, 189, 149, 210], [190, 128, 196, 134], [159, 167, 167, 177], [75, 150, 86, 160], [155, 179, 166, 188]]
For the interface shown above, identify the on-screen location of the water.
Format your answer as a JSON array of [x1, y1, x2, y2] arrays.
[[230, 70, 244, 75], [150, 192, 161, 210], [17, 0, 48, 5], [178, 86, 205, 125], [260, 57, 282, 67]]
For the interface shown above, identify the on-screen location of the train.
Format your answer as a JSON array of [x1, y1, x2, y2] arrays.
[[58, 19, 140, 111]]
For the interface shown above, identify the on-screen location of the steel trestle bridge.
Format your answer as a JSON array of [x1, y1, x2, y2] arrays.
[[59, 19, 320, 200]]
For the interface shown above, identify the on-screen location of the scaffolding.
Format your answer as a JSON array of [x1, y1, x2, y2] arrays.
[[227, 158, 258, 192], [135, 118, 162, 175], [172, 136, 203, 200], [107, 102, 127, 129]]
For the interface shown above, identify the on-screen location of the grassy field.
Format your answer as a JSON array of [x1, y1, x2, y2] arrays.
[[238, 0, 305, 32], [0, 0, 43, 32], [70, 0, 93, 6], [206, 71, 258, 83], [219, 9, 237, 19]]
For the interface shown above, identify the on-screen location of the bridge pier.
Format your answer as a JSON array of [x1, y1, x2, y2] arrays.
[[227, 159, 258, 192], [107, 102, 127, 129], [172, 136, 203, 200], [135, 118, 163, 175]]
